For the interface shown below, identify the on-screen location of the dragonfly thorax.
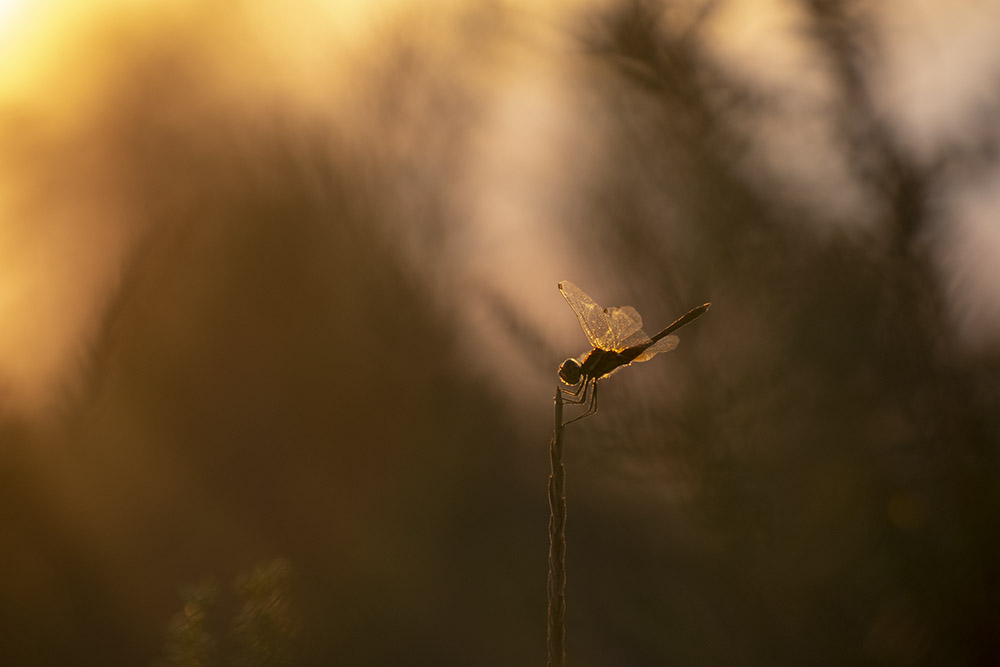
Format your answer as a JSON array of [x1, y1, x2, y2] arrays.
[[559, 346, 646, 386]]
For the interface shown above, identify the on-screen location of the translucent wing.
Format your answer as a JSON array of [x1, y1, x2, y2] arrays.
[[558, 281, 616, 349], [559, 280, 651, 351], [604, 305, 647, 350], [614, 306, 658, 350], [633, 334, 678, 362]]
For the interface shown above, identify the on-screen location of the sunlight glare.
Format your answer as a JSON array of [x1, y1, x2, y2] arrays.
[[0, 0, 26, 37]]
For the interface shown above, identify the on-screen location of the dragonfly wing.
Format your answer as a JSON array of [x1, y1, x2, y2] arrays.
[[634, 334, 678, 362], [617, 312, 669, 350], [605, 305, 646, 350], [558, 281, 615, 349]]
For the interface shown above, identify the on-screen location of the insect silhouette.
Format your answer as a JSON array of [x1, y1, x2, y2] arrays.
[[557, 281, 710, 425]]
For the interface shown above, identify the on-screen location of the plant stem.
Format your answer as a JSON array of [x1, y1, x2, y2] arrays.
[[547, 389, 567, 667]]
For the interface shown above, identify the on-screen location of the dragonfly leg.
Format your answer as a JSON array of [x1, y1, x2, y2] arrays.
[[580, 381, 598, 419], [559, 378, 589, 404], [561, 380, 598, 426]]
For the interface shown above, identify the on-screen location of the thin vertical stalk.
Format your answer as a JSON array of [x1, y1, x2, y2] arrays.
[[547, 389, 567, 667]]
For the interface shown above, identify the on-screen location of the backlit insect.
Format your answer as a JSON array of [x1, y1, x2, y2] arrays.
[[557, 280, 710, 425]]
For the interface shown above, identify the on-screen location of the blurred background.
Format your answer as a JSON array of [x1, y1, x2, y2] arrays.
[[1, 0, 1000, 664]]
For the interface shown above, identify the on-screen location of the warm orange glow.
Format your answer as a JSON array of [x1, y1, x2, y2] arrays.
[[3, 0, 1000, 417], [0, 0, 567, 415], [1, 2, 999, 665]]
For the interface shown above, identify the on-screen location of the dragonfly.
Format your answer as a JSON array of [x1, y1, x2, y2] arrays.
[[557, 280, 710, 425]]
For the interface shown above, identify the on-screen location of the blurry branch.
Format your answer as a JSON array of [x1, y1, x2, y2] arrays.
[[582, 0, 774, 284], [799, 2, 997, 374], [584, 0, 722, 132], [801, 0, 938, 255]]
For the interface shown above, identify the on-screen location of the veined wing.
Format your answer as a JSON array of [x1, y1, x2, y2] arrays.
[[615, 311, 656, 350], [604, 305, 646, 350], [559, 281, 616, 349], [634, 334, 678, 362], [559, 281, 648, 351]]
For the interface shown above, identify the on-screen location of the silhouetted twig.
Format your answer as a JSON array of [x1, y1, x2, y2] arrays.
[[547, 389, 567, 667]]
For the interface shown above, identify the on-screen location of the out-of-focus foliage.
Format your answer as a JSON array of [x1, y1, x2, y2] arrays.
[[1, 1, 999, 666], [232, 559, 295, 667], [160, 578, 219, 667], [158, 559, 294, 667]]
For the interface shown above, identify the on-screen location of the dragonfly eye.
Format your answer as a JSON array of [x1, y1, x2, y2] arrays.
[[558, 359, 582, 385]]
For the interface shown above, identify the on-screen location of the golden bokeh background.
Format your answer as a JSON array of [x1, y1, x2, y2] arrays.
[[2, 1, 999, 665]]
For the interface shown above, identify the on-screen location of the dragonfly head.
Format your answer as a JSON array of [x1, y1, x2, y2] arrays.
[[558, 358, 583, 385]]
